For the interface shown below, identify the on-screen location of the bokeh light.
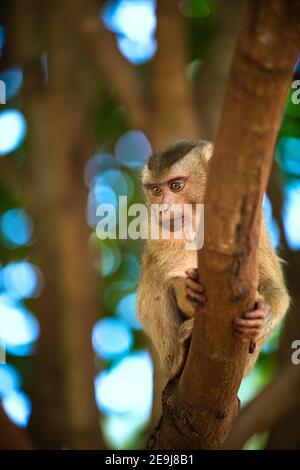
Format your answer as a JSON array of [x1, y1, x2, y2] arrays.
[[104, 280, 136, 310], [103, 413, 147, 449], [95, 350, 153, 418], [0, 109, 27, 156], [239, 366, 268, 406], [86, 185, 118, 229], [282, 180, 300, 250], [115, 130, 152, 169], [0, 364, 21, 398], [85, 152, 120, 187], [102, 0, 156, 64], [116, 292, 141, 330], [2, 390, 31, 427], [0, 294, 39, 355], [95, 168, 135, 201], [0, 26, 5, 58], [0, 68, 23, 100], [122, 254, 140, 282], [1, 208, 33, 247], [263, 194, 280, 248], [117, 35, 156, 65], [92, 317, 133, 360], [2, 261, 41, 300], [99, 242, 121, 277], [277, 137, 300, 176]]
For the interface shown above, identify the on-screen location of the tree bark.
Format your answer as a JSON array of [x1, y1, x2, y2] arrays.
[[150, 0, 300, 450]]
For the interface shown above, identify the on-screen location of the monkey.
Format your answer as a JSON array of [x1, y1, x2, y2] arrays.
[[137, 139, 290, 380]]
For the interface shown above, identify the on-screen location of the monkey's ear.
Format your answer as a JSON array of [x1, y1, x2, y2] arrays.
[[202, 142, 214, 162]]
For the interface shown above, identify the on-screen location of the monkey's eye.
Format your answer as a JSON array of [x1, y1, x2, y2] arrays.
[[151, 185, 162, 196], [170, 180, 184, 192]]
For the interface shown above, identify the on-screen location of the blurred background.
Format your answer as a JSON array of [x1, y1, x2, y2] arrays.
[[0, 0, 299, 450]]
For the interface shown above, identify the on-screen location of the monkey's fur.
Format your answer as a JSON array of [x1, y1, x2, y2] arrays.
[[137, 140, 290, 379]]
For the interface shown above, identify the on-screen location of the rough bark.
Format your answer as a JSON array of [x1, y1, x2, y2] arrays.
[[7, 0, 104, 449], [150, 0, 300, 450]]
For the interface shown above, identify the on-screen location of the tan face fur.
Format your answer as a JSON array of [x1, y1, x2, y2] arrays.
[[141, 143, 213, 227]]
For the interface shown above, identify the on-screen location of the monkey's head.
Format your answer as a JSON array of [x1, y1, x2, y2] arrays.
[[142, 140, 213, 227]]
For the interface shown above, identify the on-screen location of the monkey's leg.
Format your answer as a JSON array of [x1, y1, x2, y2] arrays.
[[169, 319, 194, 380], [185, 268, 207, 306], [232, 302, 269, 353]]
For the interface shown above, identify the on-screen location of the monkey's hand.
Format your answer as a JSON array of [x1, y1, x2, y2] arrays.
[[185, 268, 207, 307], [232, 301, 269, 354]]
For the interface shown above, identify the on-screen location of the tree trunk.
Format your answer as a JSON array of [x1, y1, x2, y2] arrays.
[[150, 0, 300, 450], [8, 0, 104, 449]]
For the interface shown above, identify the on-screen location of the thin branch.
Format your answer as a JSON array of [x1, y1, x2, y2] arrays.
[[62, 0, 149, 131], [223, 365, 300, 449]]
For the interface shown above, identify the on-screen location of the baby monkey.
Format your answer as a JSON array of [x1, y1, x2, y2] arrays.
[[137, 140, 290, 379]]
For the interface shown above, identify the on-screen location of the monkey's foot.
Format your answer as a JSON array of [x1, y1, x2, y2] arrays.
[[185, 268, 207, 307], [232, 303, 266, 353]]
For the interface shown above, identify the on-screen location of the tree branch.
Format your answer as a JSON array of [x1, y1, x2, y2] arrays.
[[223, 365, 300, 449], [149, 0, 200, 147], [151, 0, 300, 450], [62, 0, 149, 131], [197, 0, 246, 139]]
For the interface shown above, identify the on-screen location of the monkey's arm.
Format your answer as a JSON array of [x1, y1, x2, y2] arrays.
[[137, 259, 190, 379]]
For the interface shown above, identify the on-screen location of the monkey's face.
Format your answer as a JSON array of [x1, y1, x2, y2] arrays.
[[142, 150, 209, 231]]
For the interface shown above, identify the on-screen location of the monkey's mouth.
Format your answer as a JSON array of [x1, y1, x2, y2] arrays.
[[160, 215, 185, 231]]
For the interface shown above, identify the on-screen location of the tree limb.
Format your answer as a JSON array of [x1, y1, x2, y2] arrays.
[[151, 0, 300, 450], [62, 0, 149, 131], [149, 0, 200, 147], [197, 0, 246, 139], [223, 365, 300, 449]]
